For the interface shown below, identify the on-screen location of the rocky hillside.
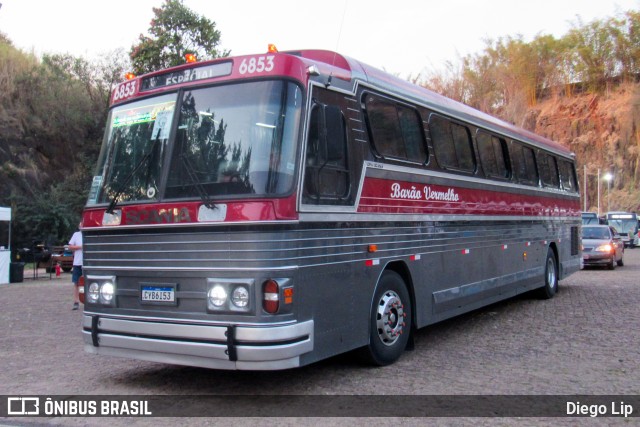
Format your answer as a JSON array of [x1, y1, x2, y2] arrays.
[[522, 83, 640, 212]]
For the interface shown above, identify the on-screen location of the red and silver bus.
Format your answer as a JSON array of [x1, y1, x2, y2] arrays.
[[81, 48, 581, 370]]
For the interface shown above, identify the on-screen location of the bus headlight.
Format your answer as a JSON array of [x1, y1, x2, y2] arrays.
[[206, 279, 254, 312], [100, 282, 115, 304], [208, 285, 227, 307], [231, 286, 249, 308], [88, 282, 100, 303], [85, 276, 116, 306]]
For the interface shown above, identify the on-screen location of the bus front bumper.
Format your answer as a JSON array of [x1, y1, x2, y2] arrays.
[[82, 314, 313, 370]]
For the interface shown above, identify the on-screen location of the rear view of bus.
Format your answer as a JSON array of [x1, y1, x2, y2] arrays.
[[81, 48, 581, 370]]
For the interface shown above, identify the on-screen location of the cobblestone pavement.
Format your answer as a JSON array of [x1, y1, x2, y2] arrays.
[[1, 249, 639, 426]]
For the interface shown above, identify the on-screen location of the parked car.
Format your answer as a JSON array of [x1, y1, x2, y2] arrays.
[[582, 225, 624, 269]]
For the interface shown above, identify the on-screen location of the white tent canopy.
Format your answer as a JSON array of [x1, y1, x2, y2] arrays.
[[0, 206, 11, 284], [0, 207, 10, 221]]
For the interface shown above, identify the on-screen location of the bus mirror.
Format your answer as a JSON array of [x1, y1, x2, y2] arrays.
[[322, 105, 346, 162]]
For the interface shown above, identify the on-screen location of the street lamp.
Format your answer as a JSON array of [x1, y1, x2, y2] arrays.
[[582, 165, 603, 215], [603, 172, 613, 213]]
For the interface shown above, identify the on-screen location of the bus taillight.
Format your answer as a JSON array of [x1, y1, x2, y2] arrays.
[[263, 279, 279, 314]]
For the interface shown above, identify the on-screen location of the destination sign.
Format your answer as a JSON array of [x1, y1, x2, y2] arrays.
[[140, 62, 232, 91]]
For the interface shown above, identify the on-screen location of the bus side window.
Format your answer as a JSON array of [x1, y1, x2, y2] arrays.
[[429, 114, 457, 168], [476, 131, 509, 179], [522, 146, 538, 184], [510, 141, 538, 185], [429, 114, 475, 173], [559, 159, 578, 192], [539, 152, 560, 188], [451, 123, 475, 171], [303, 103, 350, 204], [364, 94, 427, 163]]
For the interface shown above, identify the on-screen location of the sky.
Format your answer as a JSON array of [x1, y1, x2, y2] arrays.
[[0, 0, 639, 77]]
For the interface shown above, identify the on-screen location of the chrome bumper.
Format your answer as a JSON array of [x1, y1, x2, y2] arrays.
[[82, 315, 313, 370]]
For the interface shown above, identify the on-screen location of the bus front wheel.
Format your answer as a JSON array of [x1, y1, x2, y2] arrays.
[[360, 270, 412, 366]]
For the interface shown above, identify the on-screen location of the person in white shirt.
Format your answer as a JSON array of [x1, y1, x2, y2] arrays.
[[67, 222, 83, 310]]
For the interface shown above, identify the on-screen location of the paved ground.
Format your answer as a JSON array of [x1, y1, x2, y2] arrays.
[[1, 249, 639, 426]]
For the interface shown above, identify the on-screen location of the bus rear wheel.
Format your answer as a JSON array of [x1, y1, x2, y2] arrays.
[[360, 270, 412, 366], [537, 249, 558, 299]]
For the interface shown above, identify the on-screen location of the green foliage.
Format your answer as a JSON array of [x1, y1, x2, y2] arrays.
[[0, 35, 130, 247], [130, 0, 229, 74]]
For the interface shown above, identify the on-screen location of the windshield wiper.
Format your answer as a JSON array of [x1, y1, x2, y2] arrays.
[[179, 153, 217, 210], [106, 128, 162, 214]]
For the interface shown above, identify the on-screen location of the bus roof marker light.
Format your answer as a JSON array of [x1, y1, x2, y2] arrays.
[[184, 53, 197, 63], [124, 72, 136, 80], [307, 65, 320, 76], [267, 44, 278, 53]]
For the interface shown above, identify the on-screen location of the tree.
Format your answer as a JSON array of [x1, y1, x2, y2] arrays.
[[130, 0, 229, 75], [565, 17, 618, 92]]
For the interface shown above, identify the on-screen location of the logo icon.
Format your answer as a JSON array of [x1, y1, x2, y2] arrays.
[[7, 397, 40, 415]]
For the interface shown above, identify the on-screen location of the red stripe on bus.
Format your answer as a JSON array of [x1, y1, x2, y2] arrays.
[[357, 177, 580, 217]]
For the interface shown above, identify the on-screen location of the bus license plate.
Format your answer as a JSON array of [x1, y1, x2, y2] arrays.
[[141, 286, 175, 303]]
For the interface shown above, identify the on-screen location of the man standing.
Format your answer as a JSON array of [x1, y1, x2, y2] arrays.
[[67, 222, 83, 310]]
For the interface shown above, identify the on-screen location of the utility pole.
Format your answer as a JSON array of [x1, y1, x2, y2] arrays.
[[583, 165, 587, 211]]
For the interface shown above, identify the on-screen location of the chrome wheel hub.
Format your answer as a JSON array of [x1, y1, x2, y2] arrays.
[[375, 290, 406, 346], [547, 258, 556, 290]]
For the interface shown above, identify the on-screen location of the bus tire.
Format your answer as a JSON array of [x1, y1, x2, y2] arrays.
[[537, 249, 558, 299], [360, 270, 412, 366]]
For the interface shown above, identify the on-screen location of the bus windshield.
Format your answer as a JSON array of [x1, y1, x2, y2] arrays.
[[91, 93, 177, 206], [607, 218, 637, 234], [166, 81, 301, 200], [581, 213, 599, 225], [89, 80, 302, 206]]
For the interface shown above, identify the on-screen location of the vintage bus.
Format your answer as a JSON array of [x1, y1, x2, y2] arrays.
[[605, 212, 639, 247], [581, 212, 600, 225], [80, 48, 581, 370]]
